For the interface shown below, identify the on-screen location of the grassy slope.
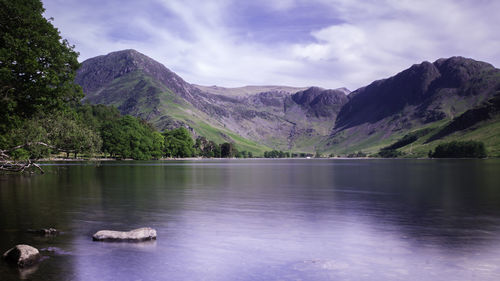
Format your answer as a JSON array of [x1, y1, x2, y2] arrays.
[[340, 117, 500, 158], [401, 117, 500, 158], [320, 92, 500, 157], [94, 71, 271, 155]]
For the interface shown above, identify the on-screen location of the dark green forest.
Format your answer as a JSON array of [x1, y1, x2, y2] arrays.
[[429, 141, 487, 158]]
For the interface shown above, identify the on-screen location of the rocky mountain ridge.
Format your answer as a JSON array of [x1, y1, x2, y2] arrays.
[[75, 50, 500, 156]]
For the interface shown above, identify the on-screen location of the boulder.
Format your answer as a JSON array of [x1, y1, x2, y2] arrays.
[[3, 245, 41, 267], [92, 227, 157, 242]]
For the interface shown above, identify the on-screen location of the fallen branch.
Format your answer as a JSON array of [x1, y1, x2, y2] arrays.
[[0, 142, 52, 174], [0, 160, 45, 174]]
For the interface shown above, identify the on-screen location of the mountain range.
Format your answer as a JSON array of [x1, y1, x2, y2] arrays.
[[75, 50, 500, 157]]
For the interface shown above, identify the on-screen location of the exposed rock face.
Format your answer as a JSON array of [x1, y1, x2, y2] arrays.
[[3, 245, 41, 267], [289, 87, 349, 118], [92, 227, 157, 242]]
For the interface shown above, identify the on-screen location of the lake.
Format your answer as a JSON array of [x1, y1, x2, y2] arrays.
[[1, 159, 500, 280]]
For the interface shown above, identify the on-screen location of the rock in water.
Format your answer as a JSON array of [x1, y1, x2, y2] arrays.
[[92, 227, 157, 242], [27, 228, 59, 235], [3, 245, 41, 267]]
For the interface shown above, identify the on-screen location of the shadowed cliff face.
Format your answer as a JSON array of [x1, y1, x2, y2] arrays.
[[290, 87, 349, 118], [325, 57, 500, 155], [335, 57, 499, 130], [76, 50, 500, 155]]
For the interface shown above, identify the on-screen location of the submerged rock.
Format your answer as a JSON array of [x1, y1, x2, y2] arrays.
[[92, 227, 157, 242], [3, 245, 41, 267], [27, 228, 59, 236]]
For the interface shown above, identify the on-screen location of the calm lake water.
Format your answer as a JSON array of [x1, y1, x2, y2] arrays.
[[1, 159, 500, 280]]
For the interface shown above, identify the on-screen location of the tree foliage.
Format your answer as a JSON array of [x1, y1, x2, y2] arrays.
[[264, 150, 290, 158], [5, 112, 102, 159], [430, 141, 487, 158], [221, 142, 238, 158], [0, 0, 82, 134], [194, 136, 221, 157], [163, 127, 194, 158], [101, 115, 163, 160], [48, 114, 102, 158], [378, 148, 404, 158], [347, 151, 367, 158]]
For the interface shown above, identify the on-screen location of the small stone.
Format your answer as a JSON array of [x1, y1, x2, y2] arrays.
[[3, 245, 41, 267], [92, 227, 157, 242]]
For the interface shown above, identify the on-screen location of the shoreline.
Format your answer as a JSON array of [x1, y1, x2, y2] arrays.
[[34, 156, 497, 162]]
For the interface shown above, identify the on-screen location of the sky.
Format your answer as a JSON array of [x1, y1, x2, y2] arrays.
[[42, 0, 500, 90]]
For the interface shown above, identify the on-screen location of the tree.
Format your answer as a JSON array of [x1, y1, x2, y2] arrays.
[[163, 127, 194, 158], [220, 142, 236, 158], [100, 115, 163, 160], [264, 150, 290, 158], [150, 132, 164, 159], [48, 114, 102, 158], [430, 141, 487, 158], [8, 117, 51, 160], [0, 0, 82, 134], [378, 148, 403, 158]]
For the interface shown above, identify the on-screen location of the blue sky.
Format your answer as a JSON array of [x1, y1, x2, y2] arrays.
[[42, 0, 500, 90]]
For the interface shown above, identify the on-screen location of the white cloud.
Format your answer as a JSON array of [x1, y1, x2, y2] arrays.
[[42, 0, 500, 90], [291, 0, 500, 88]]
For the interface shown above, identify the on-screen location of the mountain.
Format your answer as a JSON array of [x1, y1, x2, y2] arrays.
[[75, 50, 500, 157], [75, 50, 350, 153], [326, 57, 500, 156]]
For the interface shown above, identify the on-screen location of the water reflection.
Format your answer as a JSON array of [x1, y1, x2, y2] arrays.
[[1, 159, 500, 280]]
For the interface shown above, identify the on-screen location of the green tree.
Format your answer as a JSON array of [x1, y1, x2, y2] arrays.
[[213, 142, 221, 158], [163, 127, 194, 158], [378, 148, 403, 158], [151, 131, 164, 159], [48, 114, 102, 158], [9, 117, 51, 159], [430, 141, 487, 158], [0, 0, 82, 134], [220, 142, 237, 158], [101, 115, 163, 160]]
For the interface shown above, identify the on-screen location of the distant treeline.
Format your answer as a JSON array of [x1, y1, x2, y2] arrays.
[[429, 141, 487, 158], [263, 150, 315, 158]]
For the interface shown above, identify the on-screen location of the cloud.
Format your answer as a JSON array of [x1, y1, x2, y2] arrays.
[[42, 0, 500, 90], [291, 0, 500, 88]]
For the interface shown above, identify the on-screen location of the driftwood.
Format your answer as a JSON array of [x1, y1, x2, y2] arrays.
[[0, 142, 53, 174], [0, 160, 45, 174]]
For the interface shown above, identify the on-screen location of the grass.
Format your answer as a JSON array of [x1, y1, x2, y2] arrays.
[[435, 118, 500, 157], [390, 117, 500, 158]]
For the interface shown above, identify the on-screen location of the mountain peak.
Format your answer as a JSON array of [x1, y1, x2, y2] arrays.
[[335, 56, 499, 130], [76, 49, 191, 98]]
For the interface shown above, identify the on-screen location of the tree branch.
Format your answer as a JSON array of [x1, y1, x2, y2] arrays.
[[0, 143, 51, 174], [5, 141, 55, 153]]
